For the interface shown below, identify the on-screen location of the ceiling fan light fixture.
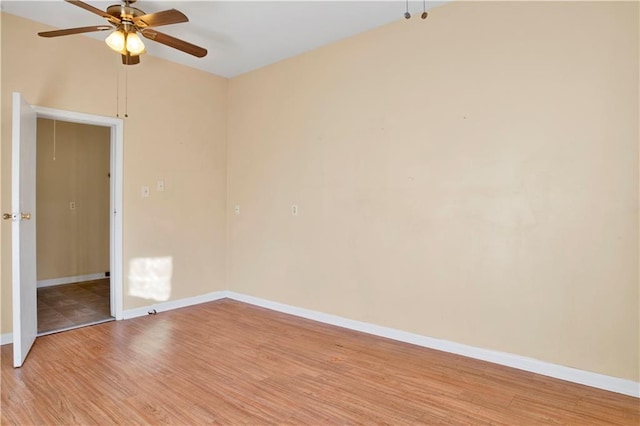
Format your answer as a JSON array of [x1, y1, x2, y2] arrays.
[[105, 29, 126, 52], [39, 0, 208, 64], [126, 32, 145, 55]]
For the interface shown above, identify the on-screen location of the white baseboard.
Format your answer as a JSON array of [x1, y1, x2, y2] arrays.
[[1, 333, 13, 345], [226, 291, 640, 398], [123, 291, 228, 320], [37, 273, 108, 288], [5, 288, 637, 398]]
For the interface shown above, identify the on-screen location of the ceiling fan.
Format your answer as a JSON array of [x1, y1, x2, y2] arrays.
[[38, 0, 207, 65]]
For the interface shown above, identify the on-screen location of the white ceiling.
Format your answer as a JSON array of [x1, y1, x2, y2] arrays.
[[1, 0, 444, 77]]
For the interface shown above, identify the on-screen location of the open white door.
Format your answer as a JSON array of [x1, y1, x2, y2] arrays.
[[11, 92, 38, 367]]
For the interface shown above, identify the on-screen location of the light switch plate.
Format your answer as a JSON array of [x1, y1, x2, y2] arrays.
[[142, 186, 150, 198], [157, 180, 165, 192]]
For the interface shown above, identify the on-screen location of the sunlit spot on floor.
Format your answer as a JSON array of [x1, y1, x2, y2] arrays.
[[130, 320, 174, 357], [128, 257, 173, 302]]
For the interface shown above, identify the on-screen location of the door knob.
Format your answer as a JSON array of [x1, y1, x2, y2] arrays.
[[21, 213, 31, 220], [2, 213, 12, 220]]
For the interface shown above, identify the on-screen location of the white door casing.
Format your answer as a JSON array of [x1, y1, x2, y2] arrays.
[[32, 105, 124, 322]]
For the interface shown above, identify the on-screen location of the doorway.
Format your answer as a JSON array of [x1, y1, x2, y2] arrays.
[[30, 104, 124, 324], [10, 95, 123, 367], [35, 119, 113, 335]]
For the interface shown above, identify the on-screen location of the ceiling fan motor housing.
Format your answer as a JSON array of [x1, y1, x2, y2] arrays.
[[107, 4, 145, 24]]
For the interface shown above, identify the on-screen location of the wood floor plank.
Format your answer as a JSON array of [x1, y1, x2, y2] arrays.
[[2, 299, 638, 424]]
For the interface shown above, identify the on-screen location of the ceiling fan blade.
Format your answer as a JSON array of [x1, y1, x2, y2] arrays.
[[38, 25, 113, 38], [133, 9, 188, 29], [142, 30, 207, 58], [121, 54, 141, 65], [65, 0, 121, 24]]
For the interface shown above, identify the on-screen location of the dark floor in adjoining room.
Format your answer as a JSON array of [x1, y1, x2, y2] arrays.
[[37, 278, 113, 334]]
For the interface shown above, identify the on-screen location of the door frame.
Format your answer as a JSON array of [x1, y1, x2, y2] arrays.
[[33, 106, 124, 320]]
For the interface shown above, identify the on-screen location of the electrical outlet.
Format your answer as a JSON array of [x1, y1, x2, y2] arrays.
[[69, 201, 76, 210], [291, 204, 298, 216]]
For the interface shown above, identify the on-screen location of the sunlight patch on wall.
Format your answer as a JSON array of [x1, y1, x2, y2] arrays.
[[129, 257, 173, 301]]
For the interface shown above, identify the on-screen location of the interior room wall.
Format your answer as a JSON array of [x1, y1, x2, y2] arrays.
[[227, 1, 639, 381], [36, 118, 110, 282], [1, 12, 228, 331]]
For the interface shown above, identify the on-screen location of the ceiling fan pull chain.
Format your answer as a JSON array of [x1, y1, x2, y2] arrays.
[[53, 120, 57, 161], [125, 67, 129, 118], [404, 0, 428, 20], [116, 68, 120, 118]]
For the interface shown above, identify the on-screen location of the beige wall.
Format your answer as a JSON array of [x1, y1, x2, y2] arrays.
[[1, 12, 228, 330], [227, 1, 639, 381], [36, 118, 110, 281]]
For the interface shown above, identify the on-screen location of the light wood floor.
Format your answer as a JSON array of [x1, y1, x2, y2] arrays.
[[2, 299, 638, 425], [37, 279, 112, 334]]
